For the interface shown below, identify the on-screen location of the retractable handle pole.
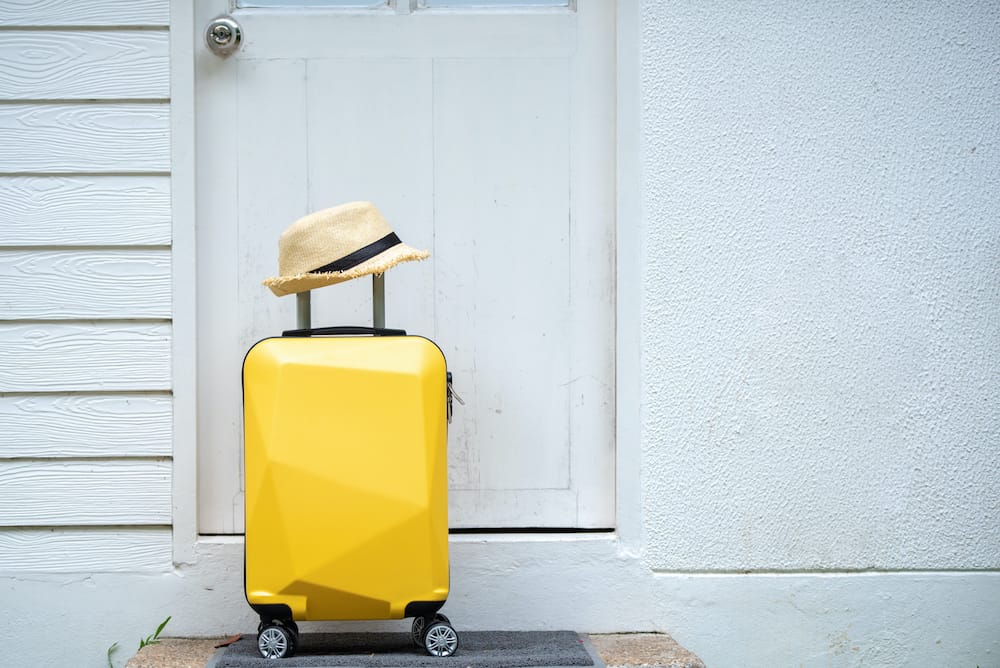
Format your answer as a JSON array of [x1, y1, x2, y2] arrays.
[[296, 291, 311, 330], [372, 273, 385, 329], [294, 276, 382, 331]]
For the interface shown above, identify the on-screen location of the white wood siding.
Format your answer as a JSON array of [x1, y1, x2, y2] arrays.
[[0, 104, 170, 173], [0, 250, 171, 319], [0, 461, 171, 525], [0, 395, 171, 458], [0, 1, 168, 27], [0, 324, 172, 392], [0, 529, 172, 572], [0, 31, 169, 99], [0, 176, 171, 246], [0, 2, 172, 572]]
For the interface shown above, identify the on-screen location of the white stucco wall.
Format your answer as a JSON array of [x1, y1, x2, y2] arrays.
[[639, 1, 1000, 571]]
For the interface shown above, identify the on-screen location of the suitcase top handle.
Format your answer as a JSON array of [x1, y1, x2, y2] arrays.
[[282, 325, 407, 337]]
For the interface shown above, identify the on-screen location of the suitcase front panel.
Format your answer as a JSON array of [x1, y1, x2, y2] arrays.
[[243, 335, 449, 621]]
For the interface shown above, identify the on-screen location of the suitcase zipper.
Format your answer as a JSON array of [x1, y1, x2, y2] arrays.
[[446, 372, 465, 424]]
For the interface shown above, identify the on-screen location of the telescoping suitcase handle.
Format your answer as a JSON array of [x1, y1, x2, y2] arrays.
[[282, 325, 406, 337], [294, 275, 387, 330]]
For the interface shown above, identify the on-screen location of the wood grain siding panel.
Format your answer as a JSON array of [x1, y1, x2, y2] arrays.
[[0, 104, 169, 173], [0, 460, 171, 526], [0, 528, 172, 572], [0, 324, 171, 392], [0, 250, 171, 319], [0, 0, 177, 550], [0, 31, 169, 100], [0, 0, 169, 27], [0, 176, 171, 246], [0, 395, 171, 458]]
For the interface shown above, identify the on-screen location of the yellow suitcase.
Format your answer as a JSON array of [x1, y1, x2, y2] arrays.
[[243, 325, 457, 659]]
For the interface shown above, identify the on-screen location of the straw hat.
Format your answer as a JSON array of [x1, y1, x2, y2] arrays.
[[262, 201, 429, 297]]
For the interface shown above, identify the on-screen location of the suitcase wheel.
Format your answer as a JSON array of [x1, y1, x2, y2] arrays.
[[258, 618, 299, 639], [423, 620, 459, 657], [411, 613, 450, 647], [257, 623, 296, 659]]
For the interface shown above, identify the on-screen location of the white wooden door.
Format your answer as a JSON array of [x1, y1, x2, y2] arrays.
[[195, 0, 616, 533]]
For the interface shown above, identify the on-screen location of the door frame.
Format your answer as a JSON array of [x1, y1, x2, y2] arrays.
[[168, 0, 641, 562]]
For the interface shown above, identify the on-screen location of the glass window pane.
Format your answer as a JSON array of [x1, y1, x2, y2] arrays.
[[236, 0, 388, 7], [422, 0, 568, 7]]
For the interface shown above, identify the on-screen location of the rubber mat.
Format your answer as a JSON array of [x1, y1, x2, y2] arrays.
[[211, 631, 596, 667]]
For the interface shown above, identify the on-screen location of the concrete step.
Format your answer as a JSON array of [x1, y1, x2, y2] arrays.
[[125, 638, 219, 668], [125, 633, 704, 668], [588, 634, 706, 668]]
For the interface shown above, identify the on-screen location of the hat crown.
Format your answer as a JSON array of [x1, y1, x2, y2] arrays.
[[278, 201, 393, 277]]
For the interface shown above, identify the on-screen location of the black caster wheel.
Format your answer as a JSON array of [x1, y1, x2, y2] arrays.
[[257, 619, 299, 644], [257, 623, 296, 659], [258, 619, 299, 641], [423, 620, 459, 657], [411, 614, 450, 647]]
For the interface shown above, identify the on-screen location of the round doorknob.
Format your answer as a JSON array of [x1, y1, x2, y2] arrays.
[[205, 16, 242, 57]]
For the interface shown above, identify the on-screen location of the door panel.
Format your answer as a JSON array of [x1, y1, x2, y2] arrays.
[[434, 57, 572, 493], [195, 0, 615, 532], [304, 58, 435, 332]]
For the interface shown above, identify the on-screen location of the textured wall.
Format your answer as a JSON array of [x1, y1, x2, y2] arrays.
[[640, 1, 1000, 570]]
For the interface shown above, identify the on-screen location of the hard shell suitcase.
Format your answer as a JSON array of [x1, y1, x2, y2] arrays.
[[242, 322, 457, 659]]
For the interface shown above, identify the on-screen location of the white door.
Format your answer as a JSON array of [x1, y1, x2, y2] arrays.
[[195, 0, 616, 533]]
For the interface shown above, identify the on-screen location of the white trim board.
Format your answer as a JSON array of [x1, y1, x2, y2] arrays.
[[170, 0, 199, 565]]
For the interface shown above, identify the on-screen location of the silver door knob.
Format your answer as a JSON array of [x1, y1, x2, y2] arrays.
[[205, 16, 242, 57]]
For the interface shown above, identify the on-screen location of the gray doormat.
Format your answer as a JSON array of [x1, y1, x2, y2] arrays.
[[212, 631, 595, 667]]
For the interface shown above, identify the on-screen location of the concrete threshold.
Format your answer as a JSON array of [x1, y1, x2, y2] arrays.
[[126, 633, 705, 668], [588, 633, 706, 668]]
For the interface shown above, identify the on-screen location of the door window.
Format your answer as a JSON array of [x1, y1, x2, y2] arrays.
[[421, 1, 569, 6], [236, 1, 388, 8], [236, 1, 568, 7]]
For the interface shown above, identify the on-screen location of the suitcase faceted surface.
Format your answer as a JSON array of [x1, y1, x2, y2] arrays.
[[243, 335, 450, 622]]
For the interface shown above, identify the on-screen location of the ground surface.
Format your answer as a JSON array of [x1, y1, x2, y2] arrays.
[[126, 633, 704, 668]]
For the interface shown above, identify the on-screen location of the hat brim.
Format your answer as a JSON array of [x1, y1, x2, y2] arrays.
[[263, 243, 430, 297]]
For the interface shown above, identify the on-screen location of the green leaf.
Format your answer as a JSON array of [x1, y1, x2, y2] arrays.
[[106, 642, 119, 668], [137, 615, 172, 651], [153, 615, 171, 641]]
